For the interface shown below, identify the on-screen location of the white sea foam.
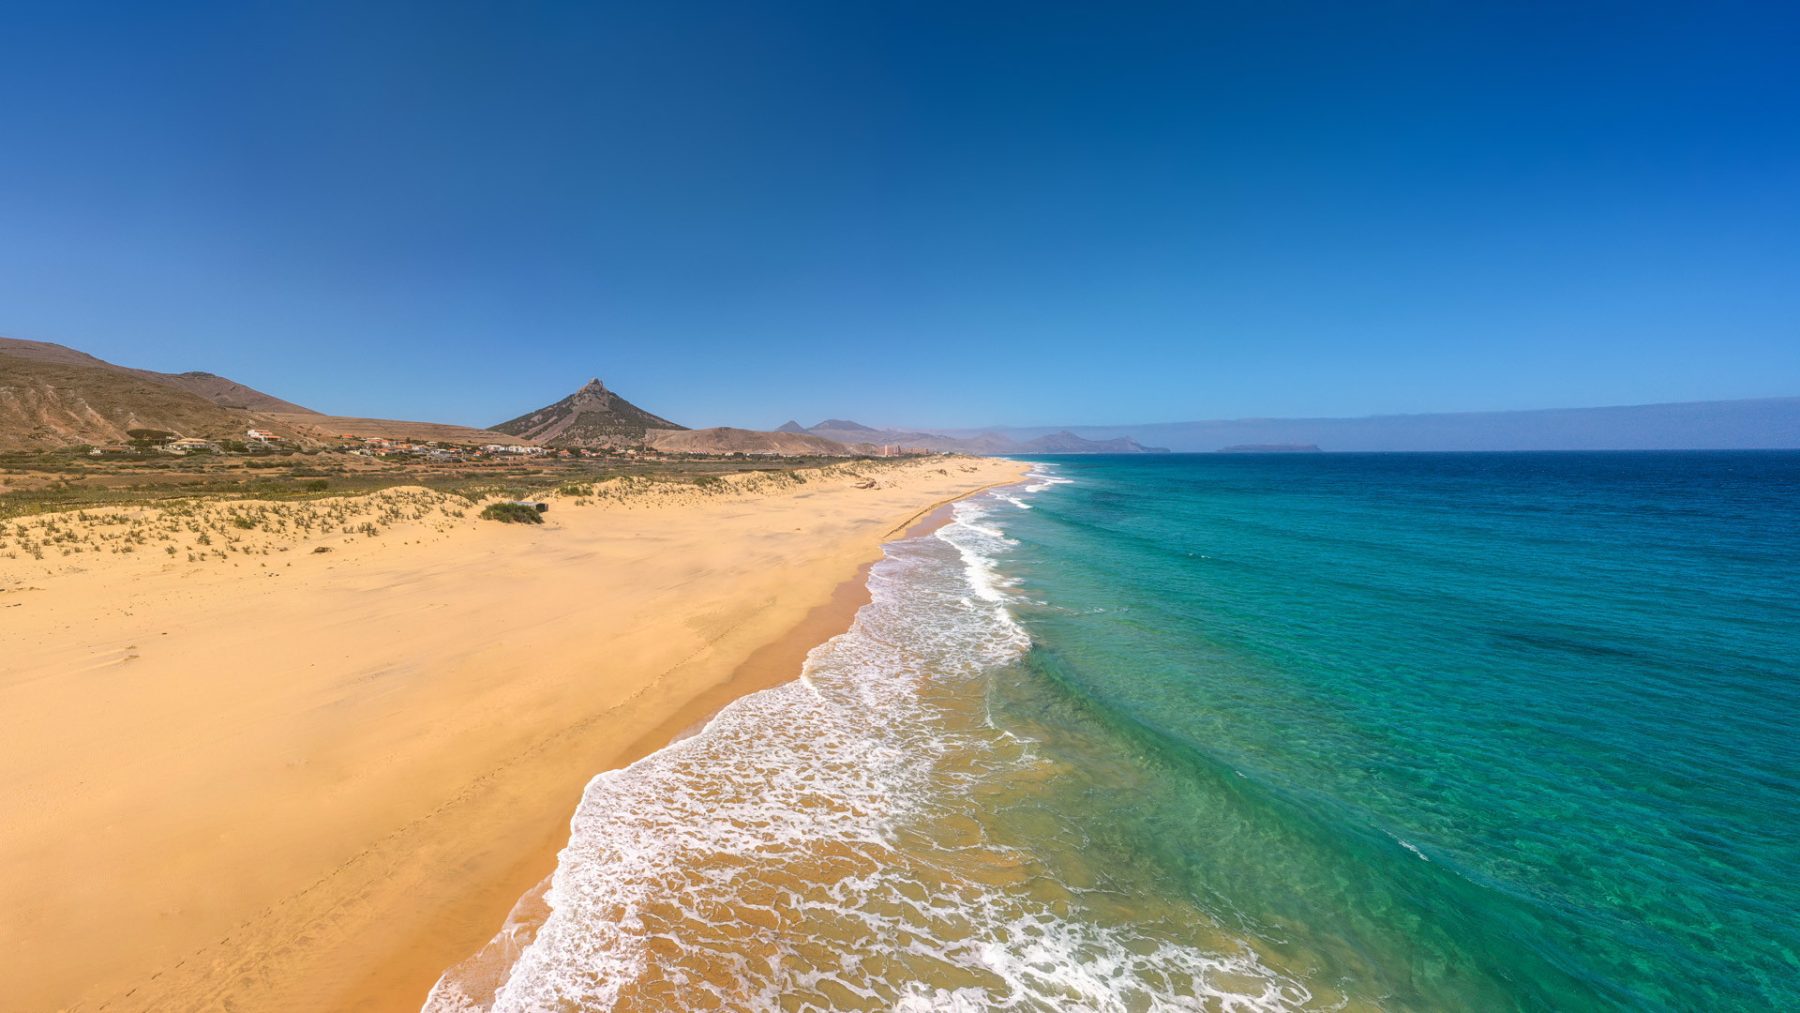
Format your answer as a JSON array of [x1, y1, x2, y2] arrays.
[[1022, 464, 1074, 494], [424, 480, 1307, 1012]]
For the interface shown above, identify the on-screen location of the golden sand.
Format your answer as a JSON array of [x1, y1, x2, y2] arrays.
[[0, 457, 1027, 1011]]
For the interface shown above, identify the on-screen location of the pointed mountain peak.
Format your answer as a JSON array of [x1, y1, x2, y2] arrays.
[[774, 420, 808, 433], [492, 377, 685, 449]]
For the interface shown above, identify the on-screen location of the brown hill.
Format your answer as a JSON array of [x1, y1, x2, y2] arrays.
[[148, 371, 314, 413], [0, 335, 539, 452], [0, 352, 304, 451], [492, 378, 685, 449], [0, 337, 315, 414], [644, 427, 856, 457]]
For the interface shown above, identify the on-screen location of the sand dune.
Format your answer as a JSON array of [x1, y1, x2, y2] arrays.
[[0, 456, 1027, 1011]]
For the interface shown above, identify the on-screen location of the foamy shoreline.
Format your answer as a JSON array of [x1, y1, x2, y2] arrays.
[[423, 461, 1310, 1012], [0, 456, 1028, 1011], [419, 479, 1020, 1010]]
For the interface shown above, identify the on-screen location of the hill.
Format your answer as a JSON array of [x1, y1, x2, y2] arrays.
[[645, 427, 857, 456], [0, 351, 304, 451], [0, 337, 315, 413], [492, 379, 686, 449], [148, 372, 314, 413], [1, 336, 527, 452]]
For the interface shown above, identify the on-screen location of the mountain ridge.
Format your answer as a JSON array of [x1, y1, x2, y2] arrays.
[[0, 337, 316, 414], [0, 351, 308, 451]]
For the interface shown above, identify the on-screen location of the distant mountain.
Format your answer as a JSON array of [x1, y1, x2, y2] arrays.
[[781, 419, 1166, 454], [800, 420, 958, 451], [0, 337, 315, 414], [646, 427, 857, 457], [1016, 431, 1169, 454], [813, 419, 880, 434], [938, 397, 1800, 452], [774, 419, 808, 434], [491, 378, 686, 449]]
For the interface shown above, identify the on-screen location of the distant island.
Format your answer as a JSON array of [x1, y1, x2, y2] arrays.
[[1218, 444, 1322, 454]]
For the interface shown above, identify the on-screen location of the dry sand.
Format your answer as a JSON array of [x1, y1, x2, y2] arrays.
[[0, 456, 1028, 1012]]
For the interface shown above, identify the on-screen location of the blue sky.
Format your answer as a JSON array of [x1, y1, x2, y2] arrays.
[[2, 2, 1796, 428]]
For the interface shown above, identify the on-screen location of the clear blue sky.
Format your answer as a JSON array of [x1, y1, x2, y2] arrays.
[[3, 2, 1796, 429]]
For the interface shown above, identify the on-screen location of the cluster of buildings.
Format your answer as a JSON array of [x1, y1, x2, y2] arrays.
[[111, 428, 867, 463], [336, 437, 604, 462]]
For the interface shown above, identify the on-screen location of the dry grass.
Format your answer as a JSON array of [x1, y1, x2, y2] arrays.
[[0, 457, 949, 581]]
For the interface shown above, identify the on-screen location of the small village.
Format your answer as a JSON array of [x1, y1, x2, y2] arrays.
[[94, 428, 699, 464]]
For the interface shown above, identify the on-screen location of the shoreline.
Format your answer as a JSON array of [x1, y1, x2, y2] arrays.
[[0, 457, 1029, 1011], [419, 493, 987, 1008], [613, 494, 968, 770]]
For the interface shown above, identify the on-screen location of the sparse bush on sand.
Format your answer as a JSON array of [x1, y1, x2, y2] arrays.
[[479, 502, 543, 524]]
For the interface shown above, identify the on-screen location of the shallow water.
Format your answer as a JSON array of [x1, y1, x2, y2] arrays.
[[428, 451, 1800, 1011]]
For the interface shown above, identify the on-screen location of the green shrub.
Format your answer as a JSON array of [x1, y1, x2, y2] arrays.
[[301, 479, 329, 492], [480, 502, 544, 524]]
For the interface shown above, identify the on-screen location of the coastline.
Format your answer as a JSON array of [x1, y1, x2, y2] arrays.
[[0, 456, 1029, 1011], [418, 496, 986, 1009], [609, 495, 970, 775]]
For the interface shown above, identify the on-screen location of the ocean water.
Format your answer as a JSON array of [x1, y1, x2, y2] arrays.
[[427, 452, 1800, 1011]]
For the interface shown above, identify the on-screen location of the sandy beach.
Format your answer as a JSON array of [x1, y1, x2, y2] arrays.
[[0, 456, 1027, 1012]]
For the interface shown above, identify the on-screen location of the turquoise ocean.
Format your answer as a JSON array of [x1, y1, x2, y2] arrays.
[[430, 451, 1799, 1011]]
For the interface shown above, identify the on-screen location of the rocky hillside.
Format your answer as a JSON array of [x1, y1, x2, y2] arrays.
[[0, 351, 304, 451], [492, 379, 686, 449], [0, 336, 534, 452], [0, 337, 315, 413], [149, 371, 314, 413]]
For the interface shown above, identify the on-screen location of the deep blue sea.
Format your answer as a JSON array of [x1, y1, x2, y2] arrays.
[[433, 451, 1799, 1012]]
